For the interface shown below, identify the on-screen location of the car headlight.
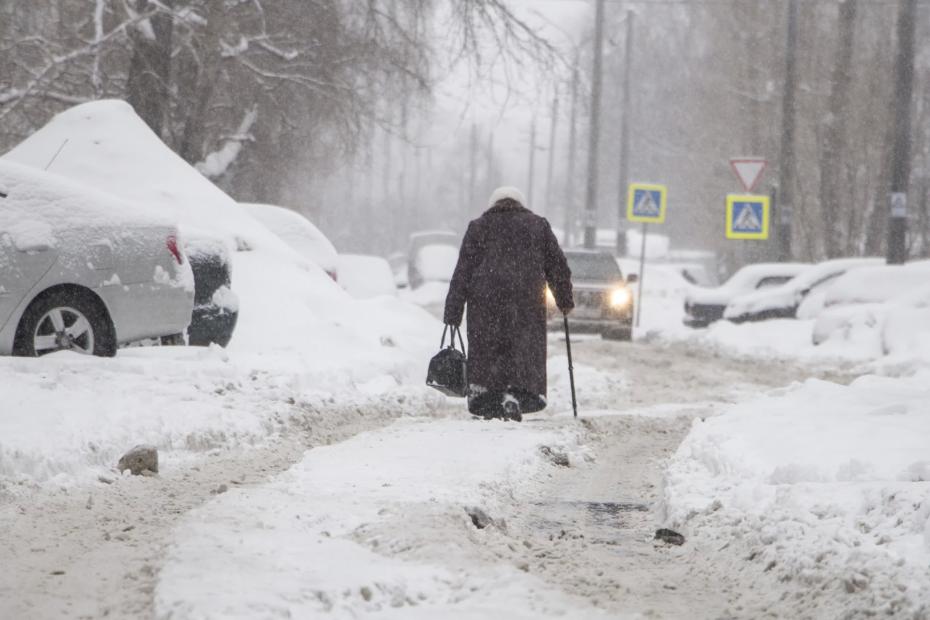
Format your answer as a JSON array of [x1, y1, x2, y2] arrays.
[[610, 287, 632, 308], [545, 287, 556, 306]]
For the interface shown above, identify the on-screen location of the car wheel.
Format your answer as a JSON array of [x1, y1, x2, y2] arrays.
[[14, 288, 116, 357], [602, 327, 632, 342]]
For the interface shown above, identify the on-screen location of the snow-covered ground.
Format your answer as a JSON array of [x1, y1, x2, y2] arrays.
[[155, 418, 606, 619], [663, 371, 930, 616]]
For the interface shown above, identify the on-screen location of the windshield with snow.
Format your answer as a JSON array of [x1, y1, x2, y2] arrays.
[[566, 253, 622, 283]]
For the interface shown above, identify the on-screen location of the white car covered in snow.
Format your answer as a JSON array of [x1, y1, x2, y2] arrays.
[[337, 254, 397, 300], [0, 160, 194, 356], [683, 262, 808, 328], [242, 203, 339, 281], [811, 261, 930, 347], [3, 100, 244, 347], [407, 231, 459, 290], [724, 257, 883, 323]]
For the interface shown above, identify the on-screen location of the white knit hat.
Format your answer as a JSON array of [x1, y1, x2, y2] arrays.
[[487, 186, 526, 209]]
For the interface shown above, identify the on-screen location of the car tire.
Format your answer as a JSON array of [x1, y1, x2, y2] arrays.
[[14, 288, 116, 357], [602, 327, 632, 342]]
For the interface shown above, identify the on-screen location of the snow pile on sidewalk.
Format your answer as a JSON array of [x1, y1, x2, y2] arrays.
[[155, 418, 605, 619], [0, 347, 445, 492], [663, 372, 930, 616]]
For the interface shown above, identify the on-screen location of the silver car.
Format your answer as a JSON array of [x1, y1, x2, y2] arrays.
[[0, 161, 194, 357]]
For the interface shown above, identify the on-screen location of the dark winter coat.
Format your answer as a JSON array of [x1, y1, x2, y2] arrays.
[[443, 200, 573, 412]]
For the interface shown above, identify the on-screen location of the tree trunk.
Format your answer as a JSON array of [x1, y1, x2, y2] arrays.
[[125, 0, 174, 137], [818, 0, 857, 258]]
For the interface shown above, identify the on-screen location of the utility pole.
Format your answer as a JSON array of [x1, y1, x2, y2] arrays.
[[544, 87, 560, 218], [775, 0, 798, 261], [887, 0, 916, 265], [583, 0, 606, 249], [527, 115, 537, 208], [564, 52, 580, 246], [615, 9, 634, 257]]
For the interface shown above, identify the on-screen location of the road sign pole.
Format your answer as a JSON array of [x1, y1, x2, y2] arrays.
[[635, 222, 647, 328]]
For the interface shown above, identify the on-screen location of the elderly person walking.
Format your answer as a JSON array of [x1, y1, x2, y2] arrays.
[[443, 186, 574, 421]]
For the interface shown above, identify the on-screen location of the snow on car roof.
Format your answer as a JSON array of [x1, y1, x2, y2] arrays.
[[242, 203, 337, 272], [822, 260, 930, 307], [687, 262, 809, 306], [0, 159, 169, 231], [725, 257, 884, 318], [2, 100, 289, 256]]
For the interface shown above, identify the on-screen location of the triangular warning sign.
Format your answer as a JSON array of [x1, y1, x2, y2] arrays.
[[734, 204, 762, 231], [634, 191, 661, 216], [730, 158, 767, 192]]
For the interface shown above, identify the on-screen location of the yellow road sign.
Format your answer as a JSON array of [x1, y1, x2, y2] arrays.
[[725, 194, 770, 240], [627, 183, 667, 224]]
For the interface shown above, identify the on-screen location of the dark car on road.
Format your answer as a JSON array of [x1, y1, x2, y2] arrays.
[[549, 250, 636, 341]]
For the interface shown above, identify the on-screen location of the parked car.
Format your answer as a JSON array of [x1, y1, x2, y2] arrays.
[[683, 262, 808, 328], [724, 258, 883, 323], [4, 101, 241, 348], [0, 160, 194, 356], [338, 254, 397, 300], [550, 250, 636, 341], [810, 261, 930, 345], [242, 203, 338, 280], [407, 231, 459, 290]]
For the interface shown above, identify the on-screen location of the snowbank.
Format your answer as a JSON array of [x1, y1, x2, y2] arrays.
[[664, 373, 930, 615], [156, 418, 605, 619], [0, 340, 445, 491]]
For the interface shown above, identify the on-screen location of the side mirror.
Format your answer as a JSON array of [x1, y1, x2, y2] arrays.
[[626, 273, 639, 284]]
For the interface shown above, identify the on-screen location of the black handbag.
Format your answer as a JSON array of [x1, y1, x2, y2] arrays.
[[426, 325, 468, 397]]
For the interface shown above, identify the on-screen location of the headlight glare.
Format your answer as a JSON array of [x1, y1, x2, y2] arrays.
[[610, 287, 632, 308]]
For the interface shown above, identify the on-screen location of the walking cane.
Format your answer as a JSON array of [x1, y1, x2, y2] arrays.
[[563, 313, 578, 418]]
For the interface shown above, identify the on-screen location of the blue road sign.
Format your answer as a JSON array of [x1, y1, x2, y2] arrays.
[[726, 194, 770, 240], [627, 183, 667, 223]]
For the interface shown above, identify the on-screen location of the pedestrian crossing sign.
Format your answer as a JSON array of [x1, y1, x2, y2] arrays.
[[627, 183, 667, 224], [726, 194, 770, 240]]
